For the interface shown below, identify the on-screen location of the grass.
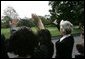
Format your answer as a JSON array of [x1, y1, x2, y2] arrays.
[[1, 28, 10, 39], [1, 26, 81, 39]]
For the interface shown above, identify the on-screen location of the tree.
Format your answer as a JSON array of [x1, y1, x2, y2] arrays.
[[3, 6, 19, 19], [1, 16, 11, 28], [49, 1, 84, 29], [3, 6, 19, 27], [17, 18, 35, 27], [39, 16, 51, 26]]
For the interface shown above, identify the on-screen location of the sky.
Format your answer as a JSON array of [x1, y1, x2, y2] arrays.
[[1, 1, 51, 18]]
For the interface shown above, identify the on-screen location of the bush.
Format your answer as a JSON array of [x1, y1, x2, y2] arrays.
[[17, 19, 35, 27]]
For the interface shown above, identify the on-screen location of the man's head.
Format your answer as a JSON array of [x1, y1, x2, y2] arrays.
[[9, 26, 38, 57], [37, 29, 51, 44]]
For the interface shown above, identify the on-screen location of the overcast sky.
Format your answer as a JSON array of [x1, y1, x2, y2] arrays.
[[1, 1, 51, 18]]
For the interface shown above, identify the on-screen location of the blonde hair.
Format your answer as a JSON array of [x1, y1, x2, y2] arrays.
[[60, 20, 73, 34]]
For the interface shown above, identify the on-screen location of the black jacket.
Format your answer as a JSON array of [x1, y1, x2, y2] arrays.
[[33, 42, 54, 58], [0, 34, 9, 58], [55, 35, 74, 58]]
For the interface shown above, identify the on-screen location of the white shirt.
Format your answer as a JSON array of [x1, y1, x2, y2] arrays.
[[60, 34, 71, 42], [7, 52, 19, 58], [7, 52, 31, 58]]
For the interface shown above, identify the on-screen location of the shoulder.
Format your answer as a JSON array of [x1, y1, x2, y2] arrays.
[[65, 35, 74, 41], [60, 35, 74, 44]]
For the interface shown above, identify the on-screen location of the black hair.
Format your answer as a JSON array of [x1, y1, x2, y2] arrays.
[[8, 26, 38, 57], [37, 29, 52, 45]]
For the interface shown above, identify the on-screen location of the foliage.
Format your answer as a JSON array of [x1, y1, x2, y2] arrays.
[[1, 16, 11, 28], [49, 1, 84, 25], [3, 6, 19, 19], [17, 19, 35, 27]]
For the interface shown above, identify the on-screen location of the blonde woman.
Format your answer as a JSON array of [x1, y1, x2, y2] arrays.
[[55, 20, 74, 58]]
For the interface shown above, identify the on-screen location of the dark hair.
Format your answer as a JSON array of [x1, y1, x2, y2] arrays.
[[9, 26, 38, 57], [76, 44, 84, 54], [37, 29, 52, 45]]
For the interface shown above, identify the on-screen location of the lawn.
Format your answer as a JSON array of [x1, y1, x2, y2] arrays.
[[1, 26, 80, 39]]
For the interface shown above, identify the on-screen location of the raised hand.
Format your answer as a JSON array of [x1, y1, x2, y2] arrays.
[[53, 19, 58, 25], [32, 14, 39, 20], [32, 14, 39, 25], [32, 14, 45, 30]]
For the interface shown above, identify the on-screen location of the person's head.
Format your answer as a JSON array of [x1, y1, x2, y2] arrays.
[[37, 29, 51, 45], [76, 44, 84, 55], [9, 26, 38, 57], [60, 20, 73, 36]]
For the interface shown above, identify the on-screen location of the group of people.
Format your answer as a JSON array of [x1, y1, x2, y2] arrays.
[[0, 14, 84, 58]]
